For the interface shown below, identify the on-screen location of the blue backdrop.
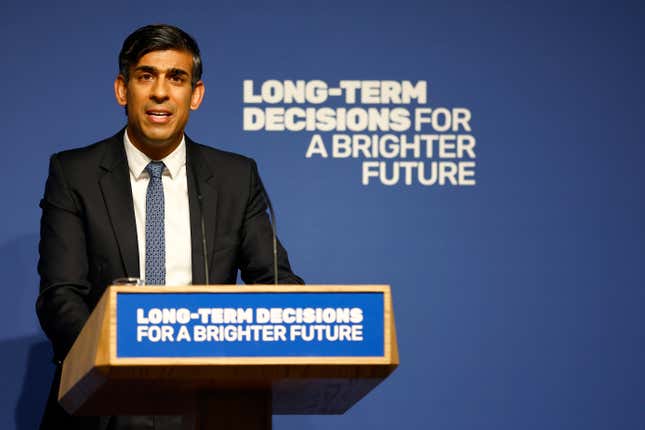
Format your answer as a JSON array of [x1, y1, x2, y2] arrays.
[[1, 1, 643, 429]]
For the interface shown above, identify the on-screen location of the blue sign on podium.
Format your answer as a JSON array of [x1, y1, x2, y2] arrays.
[[116, 291, 385, 358]]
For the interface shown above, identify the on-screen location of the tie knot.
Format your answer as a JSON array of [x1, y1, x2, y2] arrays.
[[146, 161, 165, 179]]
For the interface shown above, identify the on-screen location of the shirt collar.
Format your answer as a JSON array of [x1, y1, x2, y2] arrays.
[[123, 129, 186, 179]]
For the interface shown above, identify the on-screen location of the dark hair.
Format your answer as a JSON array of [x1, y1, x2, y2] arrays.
[[119, 24, 203, 87]]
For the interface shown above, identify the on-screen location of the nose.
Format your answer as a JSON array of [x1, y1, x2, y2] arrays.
[[150, 78, 170, 102]]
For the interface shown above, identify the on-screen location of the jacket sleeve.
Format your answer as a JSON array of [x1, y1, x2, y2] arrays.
[[238, 160, 304, 285], [36, 154, 92, 361]]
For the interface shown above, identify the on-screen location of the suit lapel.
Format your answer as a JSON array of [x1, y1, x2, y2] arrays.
[[98, 130, 140, 278], [186, 138, 218, 284]]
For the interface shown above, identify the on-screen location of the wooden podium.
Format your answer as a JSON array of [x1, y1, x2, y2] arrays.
[[59, 285, 399, 430]]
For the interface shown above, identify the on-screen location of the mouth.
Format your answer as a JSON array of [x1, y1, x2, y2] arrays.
[[146, 109, 173, 124]]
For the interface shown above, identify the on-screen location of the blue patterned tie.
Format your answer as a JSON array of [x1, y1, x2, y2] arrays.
[[145, 161, 165, 285]]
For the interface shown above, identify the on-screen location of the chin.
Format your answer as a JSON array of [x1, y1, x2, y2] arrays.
[[143, 130, 176, 144]]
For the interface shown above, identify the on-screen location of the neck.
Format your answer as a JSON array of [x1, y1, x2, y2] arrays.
[[126, 128, 182, 161]]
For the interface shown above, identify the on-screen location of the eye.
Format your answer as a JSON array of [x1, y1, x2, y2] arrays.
[[169, 74, 186, 84], [138, 73, 154, 82]]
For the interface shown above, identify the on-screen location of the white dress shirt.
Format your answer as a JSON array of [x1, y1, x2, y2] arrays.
[[123, 131, 193, 285]]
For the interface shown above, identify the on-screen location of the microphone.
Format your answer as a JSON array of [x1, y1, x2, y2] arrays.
[[256, 174, 279, 286], [191, 164, 210, 285], [191, 158, 278, 286], [197, 193, 210, 285]]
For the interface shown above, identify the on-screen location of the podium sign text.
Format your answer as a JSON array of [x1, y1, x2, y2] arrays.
[[116, 291, 385, 358]]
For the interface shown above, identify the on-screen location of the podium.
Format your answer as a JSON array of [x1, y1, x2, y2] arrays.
[[59, 285, 399, 429]]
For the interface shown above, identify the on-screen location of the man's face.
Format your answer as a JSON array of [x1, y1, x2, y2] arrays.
[[114, 49, 204, 159]]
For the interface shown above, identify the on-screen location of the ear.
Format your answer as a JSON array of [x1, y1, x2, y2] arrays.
[[190, 80, 205, 110], [114, 75, 128, 106]]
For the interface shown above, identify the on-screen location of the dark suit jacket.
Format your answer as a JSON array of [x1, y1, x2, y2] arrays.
[[36, 129, 303, 429]]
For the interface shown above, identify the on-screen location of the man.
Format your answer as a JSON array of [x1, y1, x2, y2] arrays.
[[36, 24, 303, 430]]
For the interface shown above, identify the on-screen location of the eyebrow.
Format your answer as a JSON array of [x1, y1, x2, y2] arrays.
[[133, 65, 190, 77]]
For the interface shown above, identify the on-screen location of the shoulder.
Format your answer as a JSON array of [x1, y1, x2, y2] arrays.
[[189, 140, 255, 167], [52, 132, 121, 167], [46, 131, 125, 189], [187, 137, 259, 180]]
